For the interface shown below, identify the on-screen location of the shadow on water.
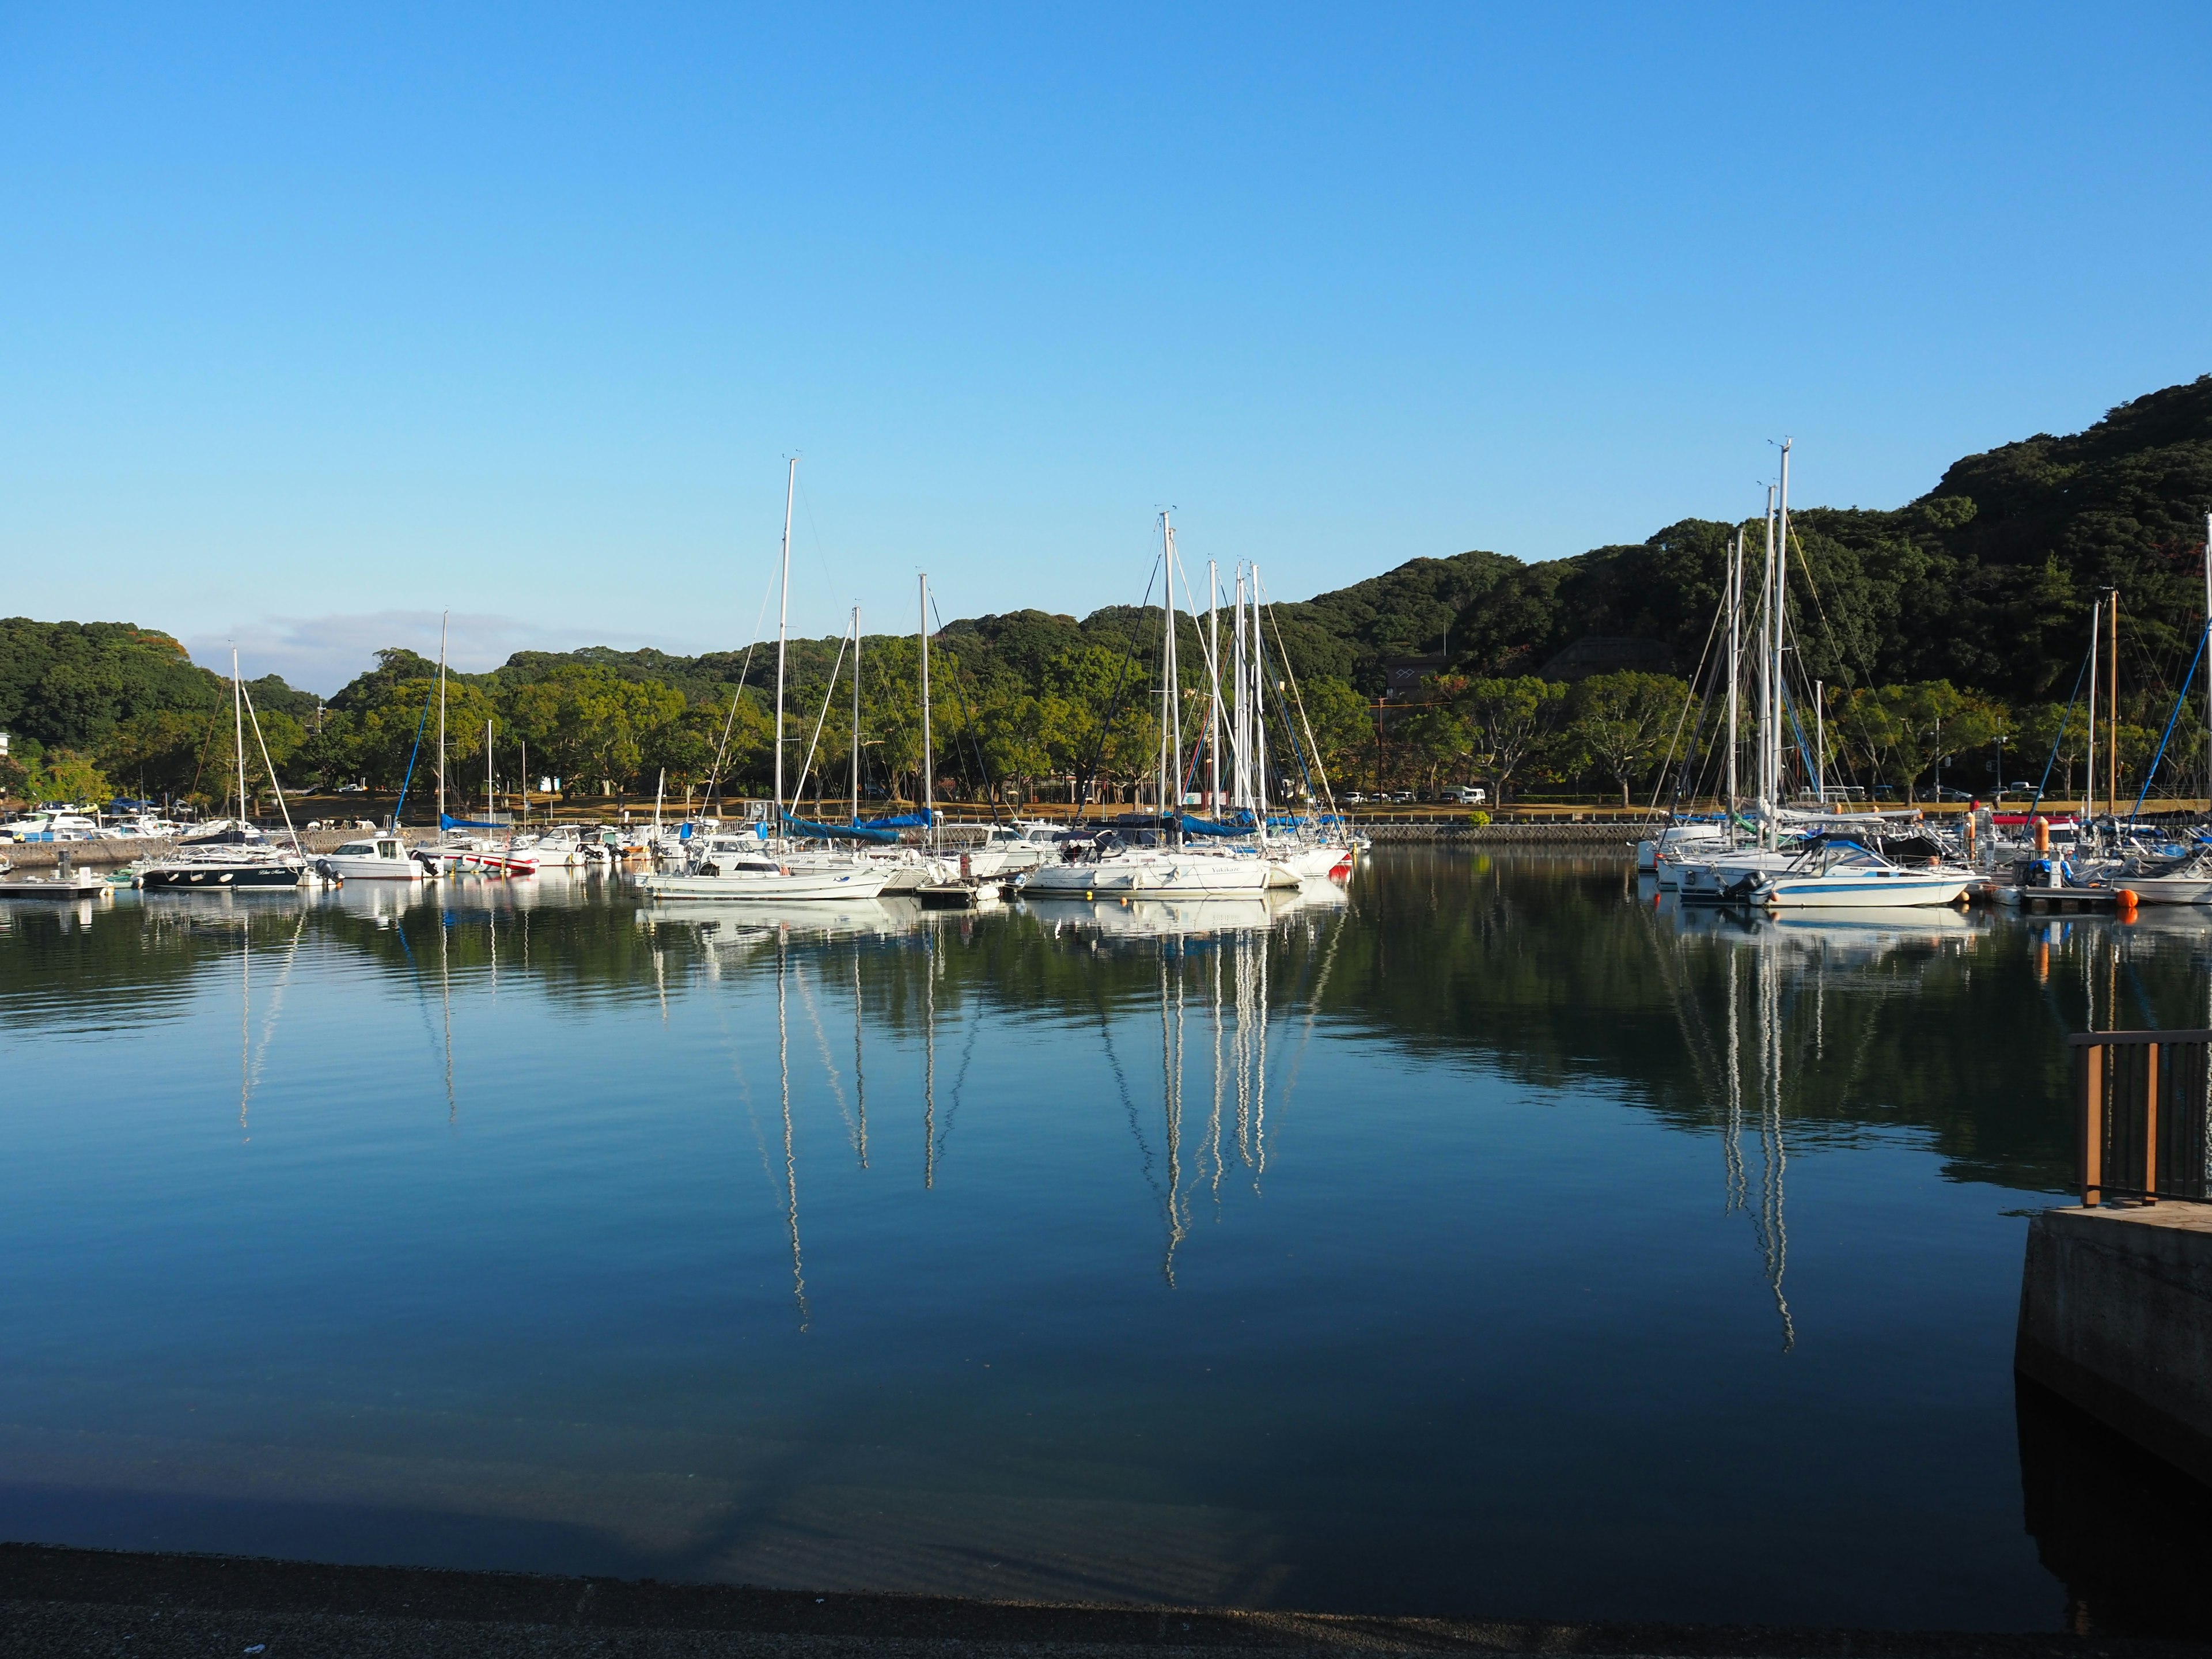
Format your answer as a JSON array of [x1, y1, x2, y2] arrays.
[[2016, 1375, 2212, 1638]]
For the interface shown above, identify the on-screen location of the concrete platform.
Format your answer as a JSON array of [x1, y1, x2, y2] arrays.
[[5, 1542, 2211, 1658], [2016, 1203, 2212, 1487]]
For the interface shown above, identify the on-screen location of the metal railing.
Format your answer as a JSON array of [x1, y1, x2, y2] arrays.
[[2070, 1029, 2212, 1205]]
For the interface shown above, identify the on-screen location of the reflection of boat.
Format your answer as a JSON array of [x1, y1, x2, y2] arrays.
[[325, 877, 434, 921], [1029, 888, 1312, 938], [638, 898, 904, 940]]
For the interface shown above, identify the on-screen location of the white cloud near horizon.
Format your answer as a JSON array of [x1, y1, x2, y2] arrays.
[[185, 612, 717, 698]]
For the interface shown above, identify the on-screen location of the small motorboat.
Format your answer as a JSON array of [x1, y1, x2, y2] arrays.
[[318, 833, 428, 881]]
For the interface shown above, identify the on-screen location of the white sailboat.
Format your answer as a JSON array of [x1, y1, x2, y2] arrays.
[[1024, 515, 1275, 900], [646, 458, 891, 904]]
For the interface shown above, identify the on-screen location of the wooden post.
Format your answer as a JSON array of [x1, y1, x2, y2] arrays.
[[2082, 1043, 2104, 1207], [2144, 1042, 2160, 1202]]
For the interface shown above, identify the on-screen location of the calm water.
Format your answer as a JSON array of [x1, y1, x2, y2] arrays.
[[3, 851, 2210, 1630]]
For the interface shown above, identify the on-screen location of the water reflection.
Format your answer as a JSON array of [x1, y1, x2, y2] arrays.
[[13, 853, 2212, 1627]]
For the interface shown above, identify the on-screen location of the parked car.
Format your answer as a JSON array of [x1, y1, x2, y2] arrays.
[[1450, 786, 1488, 805]]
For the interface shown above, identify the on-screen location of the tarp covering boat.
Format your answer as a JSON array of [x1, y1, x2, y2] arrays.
[[784, 813, 901, 844], [863, 812, 936, 830]]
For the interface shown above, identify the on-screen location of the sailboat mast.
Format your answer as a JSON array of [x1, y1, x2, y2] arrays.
[[2204, 512, 2210, 807], [435, 611, 448, 827], [1256, 566, 1274, 831], [1161, 513, 1180, 834], [1775, 440, 1791, 812], [2108, 590, 2119, 815], [2086, 598, 2100, 821], [1760, 487, 1777, 845], [1726, 527, 1741, 819], [232, 647, 248, 824], [1207, 559, 1221, 815], [851, 605, 861, 826], [918, 573, 933, 838], [1232, 570, 1248, 813], [774, 457, 796, 824]]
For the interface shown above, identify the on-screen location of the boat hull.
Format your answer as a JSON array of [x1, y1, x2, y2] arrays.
[[1751, 873, 1974, 908], [140, 864, 306, 889], [642, 868, 893, 902]]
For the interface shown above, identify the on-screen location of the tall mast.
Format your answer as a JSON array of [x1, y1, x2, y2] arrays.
[[851, 604, 861, 825], [1161, 513, 1180, 834], [2204, 512, 2210, 807], [232, 646, 249, 825], [918, 573, 933, 838], [1760, 487, 1777, 844], [1207, 558, 1221, 815], [1726, 527, 1741, 821], [2108, 589, 2120, 816], [2086, 598, 2100, 821], [1775, 441, 1791, 815], [435, 610, 448, 828], [774, 457, 796, 824], [1250, 561, 1266, 829], [1232, 569, 1249, 813], [486, 719, 494, 823]]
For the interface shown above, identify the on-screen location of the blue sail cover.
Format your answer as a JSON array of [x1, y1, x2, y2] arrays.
[[440, 813, 509, 830], [1177, 814, 1253, 838], [783, 813, 900, 844], [862, 811, 936, 830]]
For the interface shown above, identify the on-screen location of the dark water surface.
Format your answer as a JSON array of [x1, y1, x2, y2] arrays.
[[3, 851, 2209, 1630]]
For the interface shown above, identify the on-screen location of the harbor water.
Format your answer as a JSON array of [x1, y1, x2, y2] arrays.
[[1, 850, 2206, 1631]]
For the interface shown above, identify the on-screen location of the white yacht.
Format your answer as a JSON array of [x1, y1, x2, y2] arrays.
[[319, 834, 429, 882], [1736, 838, 1976, 909], [642, 835, 893, 902]]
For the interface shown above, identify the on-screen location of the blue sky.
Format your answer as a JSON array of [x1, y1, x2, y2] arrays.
[[4, 4, 2210, 692]]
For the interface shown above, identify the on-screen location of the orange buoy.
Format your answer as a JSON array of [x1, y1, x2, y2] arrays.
[[2032, 814, 2050, 854], [2117, 888, 2139, 919]]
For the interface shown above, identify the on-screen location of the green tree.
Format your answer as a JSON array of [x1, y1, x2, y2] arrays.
[[1455, 676, 1568, 805], [1566, 672, 1689, 806]]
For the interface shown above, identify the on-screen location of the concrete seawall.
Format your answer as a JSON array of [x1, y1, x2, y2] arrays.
[[0, 828, 433, 868], [2016, 1203, 2212, 1486], [3, 821, 1642, 867]]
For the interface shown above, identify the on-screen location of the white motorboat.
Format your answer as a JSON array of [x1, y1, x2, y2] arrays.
[[1737, 838, 1976, 908], [318, 833, 429, 881], [642, 851, 892, 902], [960, 820, 1064, 878], [516, 824, 590, 868], [1639, 823, 1736, 874], [1020, 835, 1277, 898], [2092, 844, 2212, 904]]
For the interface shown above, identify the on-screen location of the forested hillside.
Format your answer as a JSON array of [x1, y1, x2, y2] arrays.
[[9, 374, 2212, 809]]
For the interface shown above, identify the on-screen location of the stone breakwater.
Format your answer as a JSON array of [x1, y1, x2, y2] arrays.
[[2, 821, 1645, 867], [1358, 821, 1646, 848]]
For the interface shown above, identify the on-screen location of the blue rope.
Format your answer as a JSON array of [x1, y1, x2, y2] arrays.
[[2028, 644, 2094, 820], [2130, 622, 2208, 823], [392, 680, 436, 827]]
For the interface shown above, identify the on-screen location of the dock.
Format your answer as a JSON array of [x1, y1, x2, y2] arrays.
[[2016, 1028, 2212, 1486]]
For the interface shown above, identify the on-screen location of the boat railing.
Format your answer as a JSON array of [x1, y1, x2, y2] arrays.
[[2070, 1029, 2212, 1205]]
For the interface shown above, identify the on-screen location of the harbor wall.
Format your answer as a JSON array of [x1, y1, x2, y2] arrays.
[[3, 821, 1644, 867], [2016, 1203, 2212, 1486], [0, 828, 433, 868]]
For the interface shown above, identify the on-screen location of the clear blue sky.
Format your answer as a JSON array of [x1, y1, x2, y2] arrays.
[[4, 3, 2210, 692]]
